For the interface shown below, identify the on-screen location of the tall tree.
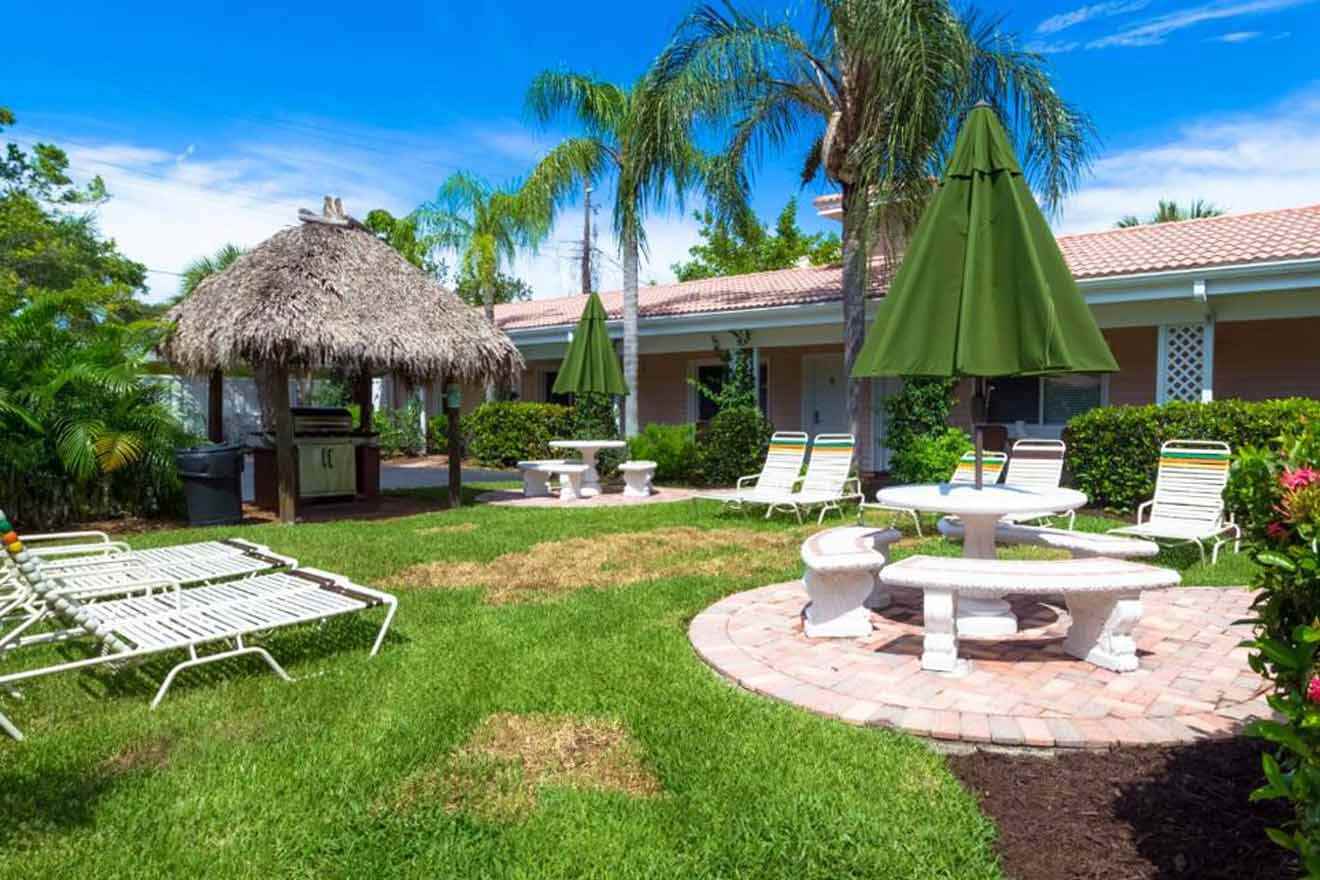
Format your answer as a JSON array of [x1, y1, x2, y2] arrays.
[[416, 172, 549, 400], [523, 71, 701, 437], [1116, 198, 1225, 228], [672, 197, 841, 281], [657, 1, 1094, 446]]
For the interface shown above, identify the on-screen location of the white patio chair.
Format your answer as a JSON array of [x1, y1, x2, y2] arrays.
[[692, 431, 809, 513], [860, 450, 1007, 536], [1109, 440, 1241, 563], [0, 525, 397, 741], [1001, 439, 1074, 529], [764, 434, 864, 524]]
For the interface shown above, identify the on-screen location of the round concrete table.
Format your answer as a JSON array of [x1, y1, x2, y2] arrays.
[[873, 483, 1088, 636], [548, 440, 627, 497]]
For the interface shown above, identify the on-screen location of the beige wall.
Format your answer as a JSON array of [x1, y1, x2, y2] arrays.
[[1215, 317, 1320, 400]]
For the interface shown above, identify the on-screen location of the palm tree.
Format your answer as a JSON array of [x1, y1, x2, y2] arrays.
[[1116, 199, 1225, 228], [522, 71, 701, 437], [417, 172, 549, 401], [656, 1, 1095, 444], [175, 243, 244, 303]]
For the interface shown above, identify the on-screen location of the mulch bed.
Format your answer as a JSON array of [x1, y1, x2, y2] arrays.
[[947, 738, 1297, 880]]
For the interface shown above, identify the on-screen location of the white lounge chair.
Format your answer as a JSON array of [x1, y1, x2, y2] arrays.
[[693, 431, 809, 513], [860, 450, 1007, 536], [764, 434, 864, 524], [0, 518, 397, 741], [1109, 440, 1241, 564], [1001, 439, 1074, 529]]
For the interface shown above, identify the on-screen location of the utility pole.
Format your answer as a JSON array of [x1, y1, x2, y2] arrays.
[[581, 186, 593, 295]]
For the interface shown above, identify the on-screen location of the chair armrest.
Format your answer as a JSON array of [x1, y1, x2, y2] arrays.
[[736, 475, 758, 490], [843, 477, 863, 497], [30, 541, 131, 560], [20, 530, 114, 546], [1135, 500, 1153, 524]]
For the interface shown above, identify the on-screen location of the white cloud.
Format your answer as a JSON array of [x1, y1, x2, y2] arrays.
[[1210, 29, 1264, 40], [1036, 1, 1148, 34], [1025, 39, 1082, 53], [1056, 86, 1320, 233], [1086, 0, 1309, 48]]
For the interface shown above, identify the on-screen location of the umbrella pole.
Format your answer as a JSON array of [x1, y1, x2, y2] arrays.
[[972, 377, 988, 490]]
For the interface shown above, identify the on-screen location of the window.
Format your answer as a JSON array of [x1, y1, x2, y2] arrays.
[[543, 371, 573, 407], [986, 374, 1103, 425], [692, 361, 770, 422]]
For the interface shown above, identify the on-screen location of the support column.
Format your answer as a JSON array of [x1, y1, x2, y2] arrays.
[[355, 371, 373, 433], [445, 377, 462, 508], [1201, 317, 1215, 403], [207, 369, 224, 443], [269, 363, 296, 524]]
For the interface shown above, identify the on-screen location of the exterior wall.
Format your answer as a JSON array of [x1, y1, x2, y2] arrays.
[[1214, 317, 1320, 400], [1104, 326, 1157, 406]]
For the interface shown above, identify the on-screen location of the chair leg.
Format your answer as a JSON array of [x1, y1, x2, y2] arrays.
[[149, 642, 293, 710], [0, 707, 22, 741], [369, 599, 398, 657], [911, 511, 923, 538]]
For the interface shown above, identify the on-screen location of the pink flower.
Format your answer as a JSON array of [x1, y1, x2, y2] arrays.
[[1267, 521, 1291, 542], [1308, 677, 1320, 704], [1281, 467, 1320, 491]]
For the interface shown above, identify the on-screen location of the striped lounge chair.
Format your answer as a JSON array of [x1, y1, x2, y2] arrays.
[[1109, 440, 1240, 563], [765, 434, 864, 524], [1001, 439, 1075, 529], [693, 431, 809, 514]]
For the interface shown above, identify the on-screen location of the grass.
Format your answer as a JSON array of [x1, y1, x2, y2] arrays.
[[0, 490, 1256, 878]]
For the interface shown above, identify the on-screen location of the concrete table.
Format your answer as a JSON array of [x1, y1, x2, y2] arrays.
[[548, 440, 627, 497], [872, 483, 1088, 636]]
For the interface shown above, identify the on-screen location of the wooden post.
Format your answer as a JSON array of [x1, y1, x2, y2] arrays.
[[446, 377, 462, 508], [269, 362, 297, 523], [207, 369, 224, 444], [356, 371, 373, 433]]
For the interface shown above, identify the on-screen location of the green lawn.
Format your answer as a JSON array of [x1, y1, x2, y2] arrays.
[[0, 491, 1255, 878]]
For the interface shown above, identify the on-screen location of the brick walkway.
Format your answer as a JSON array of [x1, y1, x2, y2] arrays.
[[689, 581, 1273, 749], [475, 486, 700, 508]]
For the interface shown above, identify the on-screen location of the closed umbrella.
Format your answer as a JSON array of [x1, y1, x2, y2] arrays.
[[553, 291, 629, 397], [853, 103, 1117, 486]]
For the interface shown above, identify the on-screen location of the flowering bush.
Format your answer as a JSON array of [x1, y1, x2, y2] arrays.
[[1243, 427, 1320, 874]]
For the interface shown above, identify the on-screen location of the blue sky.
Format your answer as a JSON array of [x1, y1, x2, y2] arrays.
[[6, 0, 1319, 300]]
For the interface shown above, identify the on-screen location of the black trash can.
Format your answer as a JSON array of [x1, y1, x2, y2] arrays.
[[175, 444, 245, 526]]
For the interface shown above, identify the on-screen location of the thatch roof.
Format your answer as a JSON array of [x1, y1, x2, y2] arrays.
[[161, 206, 524, 383]]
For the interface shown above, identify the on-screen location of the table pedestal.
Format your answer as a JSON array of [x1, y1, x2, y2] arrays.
[[578, 449, 602, 497], [957, 513, 1018, 636]]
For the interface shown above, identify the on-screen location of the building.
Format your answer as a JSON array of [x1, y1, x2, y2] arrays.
[[490, 200, 1320, 475]]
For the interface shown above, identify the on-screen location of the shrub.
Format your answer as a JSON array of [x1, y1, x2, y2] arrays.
[[698, 406, 773, 486], [463, 401, 573, 468], [1241, 422, 1320, 873], [570, 392, 623, 477], [1065, 398, 1320, 512], [884, 378, 959, 480], [375, 401, 426, 458], [627, 423, 698, 483], [889, 426, 972, 485]]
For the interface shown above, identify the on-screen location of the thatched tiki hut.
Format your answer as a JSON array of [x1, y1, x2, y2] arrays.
[[161, 199, 523, 523]]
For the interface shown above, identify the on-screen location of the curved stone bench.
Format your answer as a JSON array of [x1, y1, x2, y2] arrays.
[[937, 518, 1160, 559], [516, 460, 567, 497], [880, 555, 1180, 674], [800, 526, 901, 638], [618, 460, 657, 498]]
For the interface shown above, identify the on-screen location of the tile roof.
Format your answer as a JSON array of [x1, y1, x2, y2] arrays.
[[495, 203, 1320, 332]]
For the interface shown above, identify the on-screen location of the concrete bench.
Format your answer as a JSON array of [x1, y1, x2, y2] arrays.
[[517, 460, 567, 497], [936, 518, 1160, 559], [800, 526, 901, 638], [618, 460, 657, 498], [880, 555, 1180, 673]]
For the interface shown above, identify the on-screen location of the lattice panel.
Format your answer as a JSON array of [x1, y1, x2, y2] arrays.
[[1161, 324, 1206, 403]]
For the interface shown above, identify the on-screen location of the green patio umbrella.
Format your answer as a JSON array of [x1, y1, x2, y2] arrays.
[[853, 103, 1117, 486], [552, 291, 629, 396]]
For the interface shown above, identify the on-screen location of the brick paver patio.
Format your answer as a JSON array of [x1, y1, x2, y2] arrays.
[[690, 581, 1273, 749], [476, 486, 699, 507]]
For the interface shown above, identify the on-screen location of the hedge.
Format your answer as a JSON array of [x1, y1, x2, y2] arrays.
[[698, 406, 773, 486], [1064, 398, 1320, 512], [628, 423, 698, 483], [462, 401, 574, 468]]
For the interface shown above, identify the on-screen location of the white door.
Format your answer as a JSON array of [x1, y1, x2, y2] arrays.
[[803, 354, 848, 435]]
